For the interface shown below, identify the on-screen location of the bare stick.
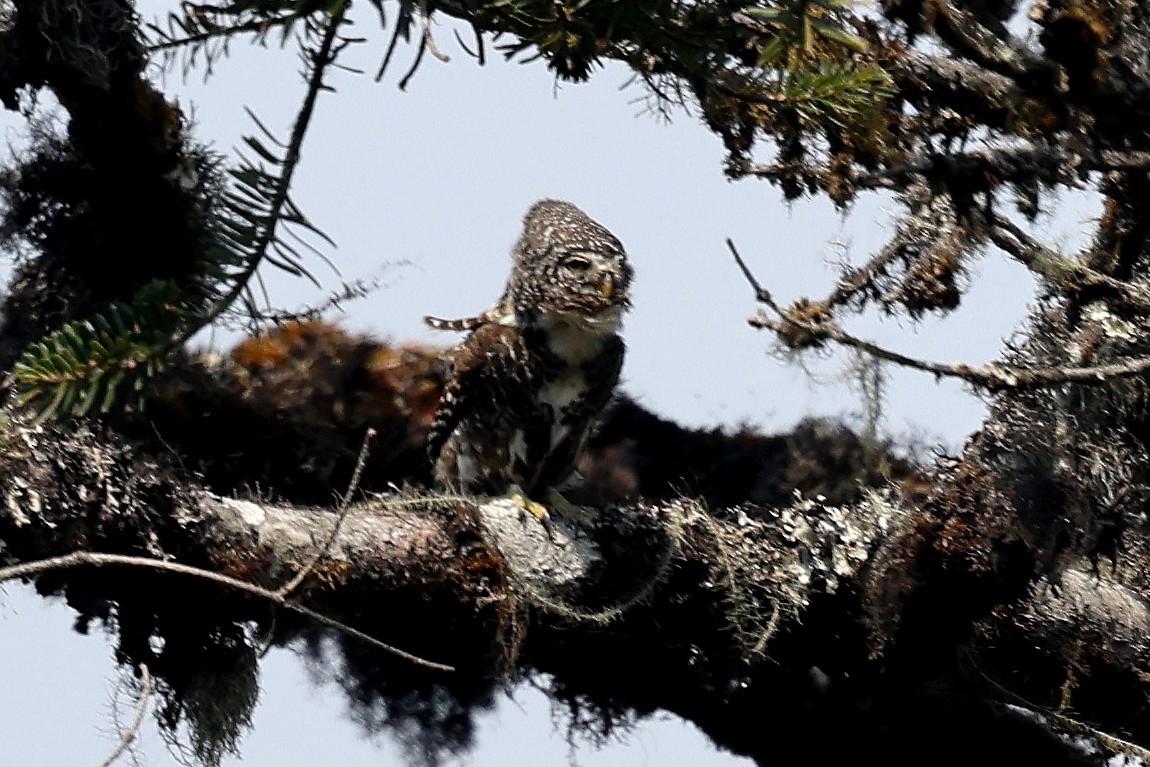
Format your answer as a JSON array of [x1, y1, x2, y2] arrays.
[[727, 237, 775, 306], [727, 239, 1150, 392], [0, 551, 454, 673], [98, 664, 152, 767], [277, 428, 375, 598]]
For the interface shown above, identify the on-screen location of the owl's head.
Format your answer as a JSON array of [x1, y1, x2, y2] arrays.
[[508, 199, 633, 320]]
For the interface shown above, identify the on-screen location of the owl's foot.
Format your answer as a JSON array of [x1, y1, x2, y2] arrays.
[[506, 485, 553, 531], [504, 486, 592, 537]]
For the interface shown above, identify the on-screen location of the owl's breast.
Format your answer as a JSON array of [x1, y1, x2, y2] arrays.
[[539, 367, 586, 448]]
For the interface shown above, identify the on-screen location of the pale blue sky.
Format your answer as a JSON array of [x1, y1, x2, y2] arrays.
[[0, 1, 1099, 764]]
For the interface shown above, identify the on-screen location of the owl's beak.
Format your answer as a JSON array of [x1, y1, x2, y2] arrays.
[[600, 274, 615, 298]]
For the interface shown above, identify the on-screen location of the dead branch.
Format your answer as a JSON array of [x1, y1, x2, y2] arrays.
[[728, 239, 1150, 390]]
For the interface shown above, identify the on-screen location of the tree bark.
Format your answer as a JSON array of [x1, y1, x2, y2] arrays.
[[3, 412, 1150, 766]]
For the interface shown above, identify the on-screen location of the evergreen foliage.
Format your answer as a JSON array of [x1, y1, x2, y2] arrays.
[[6, 5, 348, 422]]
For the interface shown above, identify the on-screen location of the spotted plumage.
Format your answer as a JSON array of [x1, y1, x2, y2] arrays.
[[427, 199, 632, 505]]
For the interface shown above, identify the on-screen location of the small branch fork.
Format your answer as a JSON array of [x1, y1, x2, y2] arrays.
[[726, 239, 1150, 392], [0, 550, 454, 673]]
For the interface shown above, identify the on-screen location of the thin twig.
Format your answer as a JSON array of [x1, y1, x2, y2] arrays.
[[277, 428, 375, 598], [98, 664, 152, 767], [146, 13, 297, 52], [179, 5, 349, 345], [0, 551, 454, 672], [727, 238, 1150, 392], [727, 237, 775, 305]]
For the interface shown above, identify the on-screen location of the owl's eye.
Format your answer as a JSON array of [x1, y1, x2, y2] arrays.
[[562, 256, 593, 273]]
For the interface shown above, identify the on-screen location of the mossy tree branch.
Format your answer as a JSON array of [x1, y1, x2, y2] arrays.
[[3, 413, 1150, 765]]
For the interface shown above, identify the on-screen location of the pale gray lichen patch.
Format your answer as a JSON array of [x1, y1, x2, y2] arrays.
[[1081, 302, 1139, 346], [476, 497, 601, 592], [695, 490, 906, 661], [777, 489, 906, 600], [6, 476, 40, 526], [220, 498, 267, 528]]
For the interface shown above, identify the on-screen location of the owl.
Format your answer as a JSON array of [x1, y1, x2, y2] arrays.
[[426, 199, 633, 521]]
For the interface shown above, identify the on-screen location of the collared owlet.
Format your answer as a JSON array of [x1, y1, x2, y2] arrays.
[[426, 199, 632, 513]]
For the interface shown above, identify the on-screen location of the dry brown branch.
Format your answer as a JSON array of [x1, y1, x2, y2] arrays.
[[0, 550, 454, 673], [98, 664, 152, 767], [728, 239, 1150, 390]]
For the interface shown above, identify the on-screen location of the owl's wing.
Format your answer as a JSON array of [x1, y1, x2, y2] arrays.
[[426, 323, 539, 465]]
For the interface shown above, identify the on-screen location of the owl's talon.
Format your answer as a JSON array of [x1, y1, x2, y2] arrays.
[[502, 486, 596, 538], [504, 484, 555, 535]]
